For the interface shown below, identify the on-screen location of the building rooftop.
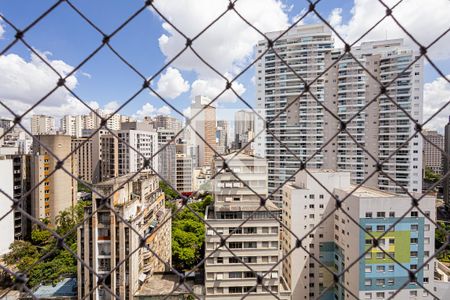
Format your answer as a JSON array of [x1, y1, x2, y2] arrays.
[[32, 277, 77, 299], [135, 273, 203, 297], [341, 185, 399, 198]]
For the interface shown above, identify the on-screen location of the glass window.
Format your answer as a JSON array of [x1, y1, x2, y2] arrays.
[[365, 266, 372, 273]]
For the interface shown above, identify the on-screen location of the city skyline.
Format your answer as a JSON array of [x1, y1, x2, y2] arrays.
[[1, 1, 450, 299]]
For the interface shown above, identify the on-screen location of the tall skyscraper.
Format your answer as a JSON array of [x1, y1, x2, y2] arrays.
[[157, 128, 177, 187], [256, 24, 424, 206], [77, 173, 171, 300], [323, 39, 424, 194], [204, 153, 290, 299], [282, 170, 435, 300], [443, 117, 450, 207], [31, 115, 56, 135], [175, 143, 193, 193], [423, 130, 444, 174], [255, 24, 334, 205], [71, 137, 93, 183], [216, 120, 229, 154], [234, 110, 255, 150], [30, 135, 78, 224], [191, 95, 217, 167]]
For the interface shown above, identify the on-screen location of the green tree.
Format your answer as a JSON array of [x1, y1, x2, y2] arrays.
[[160, 181, 179, 200], [424, 167, 441, 183], [170, 196, 212, 271], [2, 201, 91, 287]]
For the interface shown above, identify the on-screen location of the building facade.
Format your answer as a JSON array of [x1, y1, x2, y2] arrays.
[[60, 115, 84, 137], [255, 24, 424, 206], [216, 120, 229, 154], [77, 173, 171, 300], [204, 154, 290, 299], [191, 95, 217, 167], [30, 135, 78, 224], [31, 115, 56, 135], [282, 170, 435, 300], [234, 110, 255, 150], [422, 130, 444, 174]]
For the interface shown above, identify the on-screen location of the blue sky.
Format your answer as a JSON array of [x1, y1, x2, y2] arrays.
[[0, 0, 449, 129]]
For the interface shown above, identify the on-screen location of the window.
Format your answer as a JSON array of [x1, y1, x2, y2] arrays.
[[365, 266, 372, 273], [217, 257, 223, 264], [376, 265, 385, 272], [376, 225, 385, 231], [365, 225, 372, 231], [244, 242, 257, 248], [388, 265, 394, 272], [365, 239, 372, 245], [376, 292, 385, 299], [410, 291, 417, 297], [410, 238, 418, 244], [229, 272, 242, 279], [364, 293, 372, 299], [365, 212, 372, 218], [376, 252, 385, 259], [377, 212, 385, 218], [365, 279, 372, 286], [309, 194, 315, 199], [365, 252, 372, 259], [410, 264, 417, 270], [387, 278, 394, 285], [229, 242, 242, 249], [216, 273, 223, 280], [411, 224, 418, 231], [388, 238, 395, 244], [229, 287, 242, 294], [376, 279, 385, 286], [411, 251, 418, 257], [411, 211, 418, 217], [389, 212, 395, 217]]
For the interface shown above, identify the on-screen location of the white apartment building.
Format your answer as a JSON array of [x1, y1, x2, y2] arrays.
[[282, 170, 435, 300], [255, 24, 424, 205], [60, 115, 83, 137], [117, 130, 158, 175], [254, 24, 334, 206], [157, 129, 177, 187], [204, 153, 290, 299], [216, 120, 229, 154], [31, 115, 56, 135], [323, 39, 424, 194], [0, 156, 14, 255], [77, 173, 171, 300]]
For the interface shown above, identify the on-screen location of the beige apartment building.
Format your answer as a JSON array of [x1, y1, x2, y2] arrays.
[[204, 153, 290, 299], [191, 95, 217, 167], [30, 135, 78, 224], [423, 130, 444, 174], [77, 172, 171, 300]]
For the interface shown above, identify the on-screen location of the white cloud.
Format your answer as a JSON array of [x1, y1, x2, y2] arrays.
[[132, 103, 172, 120], [328, 8, 343, 28], [423, 75, 450, 132], [155, 67, 190, 99], [0, 50, 97, 119], [330, 0, 450, 60], [153, 0, 289, 102], [103, 101, 120, 114], [157, 105, 171, 115], [190, 76, 246, 103]]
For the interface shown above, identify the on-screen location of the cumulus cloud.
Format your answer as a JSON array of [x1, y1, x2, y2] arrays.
[[153, 0, 289, 102], [423, 75, 450, 132], [190, 76, 246, 103], [132, 103, 172, 120], [329, 0, 450, 60], [158, 105, 171, 115], [0, 50, 94, 119], [155, 67, 190, 99]]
